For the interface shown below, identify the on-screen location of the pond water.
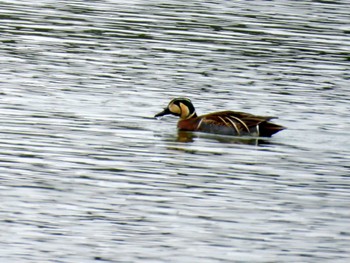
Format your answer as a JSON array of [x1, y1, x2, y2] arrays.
[[1, 0, 349, 262]]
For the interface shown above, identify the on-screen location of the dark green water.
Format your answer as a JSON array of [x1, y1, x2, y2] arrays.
[[1, 1, 349, 262]]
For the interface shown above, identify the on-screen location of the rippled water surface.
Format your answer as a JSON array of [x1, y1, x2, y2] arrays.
[[1, 0, 350, 262]]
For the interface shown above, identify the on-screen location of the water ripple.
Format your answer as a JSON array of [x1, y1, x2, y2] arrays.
[[1, 0, 350, 262]]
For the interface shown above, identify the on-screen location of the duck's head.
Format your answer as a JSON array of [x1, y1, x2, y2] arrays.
[[155, 98, 197, 120]]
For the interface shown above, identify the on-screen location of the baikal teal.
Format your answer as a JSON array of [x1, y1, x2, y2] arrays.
[[155, 98, 285, 137]]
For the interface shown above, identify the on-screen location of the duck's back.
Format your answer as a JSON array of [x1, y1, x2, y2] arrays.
[[178, 111, 284, 137]]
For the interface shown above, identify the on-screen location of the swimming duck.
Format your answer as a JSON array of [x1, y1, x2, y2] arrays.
[[155, 98, 285, 137]]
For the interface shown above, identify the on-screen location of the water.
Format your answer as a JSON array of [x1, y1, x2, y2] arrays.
[[1, 0, 350, 262]]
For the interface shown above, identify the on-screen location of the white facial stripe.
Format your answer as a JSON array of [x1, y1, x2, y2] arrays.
[[187, 111, 197, 119]]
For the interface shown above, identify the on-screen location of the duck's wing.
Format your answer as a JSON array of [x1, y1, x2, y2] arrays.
[[199, 111, 281, 136], [202, 111, 274, 128]]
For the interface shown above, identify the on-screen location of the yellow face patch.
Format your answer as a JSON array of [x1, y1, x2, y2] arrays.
[[179, 102, 190, 119], [169, 103, 181, 115], [166, 98, 195, 119]]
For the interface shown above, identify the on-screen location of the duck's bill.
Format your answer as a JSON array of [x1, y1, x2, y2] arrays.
[[154, 108, 170, 118]]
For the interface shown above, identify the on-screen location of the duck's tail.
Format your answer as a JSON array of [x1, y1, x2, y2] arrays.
[[259, 121, 286, 137]]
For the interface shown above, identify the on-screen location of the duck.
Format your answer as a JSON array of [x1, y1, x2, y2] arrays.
[[155, 98, 285, 137]]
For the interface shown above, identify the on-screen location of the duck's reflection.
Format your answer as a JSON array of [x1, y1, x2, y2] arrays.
[[176, 131, 271, 145]]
